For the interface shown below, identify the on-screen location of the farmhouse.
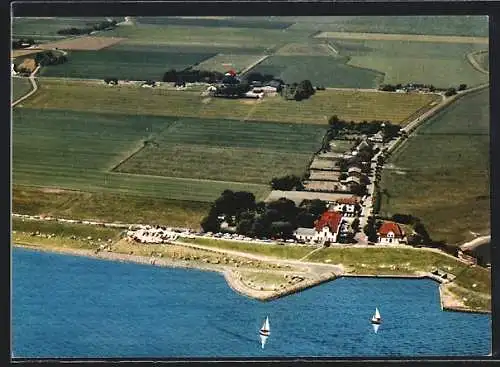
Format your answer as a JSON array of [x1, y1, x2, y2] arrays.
[[294, 211, 345, 245], [377, 221, 405, 244], [347, 166, 364, 178], [331, 197, 360, 216], [368, 131, 384, 143]]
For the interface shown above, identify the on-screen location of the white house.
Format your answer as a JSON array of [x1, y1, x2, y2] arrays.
[[369, 131, 384, 143], [294, 211, 345, 245], [377, 221, 405, 244], [332, 197, 359, 216]]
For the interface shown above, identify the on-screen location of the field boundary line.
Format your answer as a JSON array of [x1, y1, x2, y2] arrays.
[[108, 170, 270, 188], [466, 50, 489, 75], [240, 55, 270, 76]]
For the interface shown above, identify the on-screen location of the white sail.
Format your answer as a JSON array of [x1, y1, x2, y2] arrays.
[[374, 308, 380, 319], [264, 316, 270, 332]]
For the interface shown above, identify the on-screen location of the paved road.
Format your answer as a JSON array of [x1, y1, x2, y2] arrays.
[[12, 65, 40, 107]]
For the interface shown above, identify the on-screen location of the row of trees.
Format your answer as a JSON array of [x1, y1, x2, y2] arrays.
[[200, 190, 329, 239], [33, 51, 68, 67], [162, 68, 226, 83], [270, 175, 304, 191], [281, 80, 315, 101], [57, 19, 117, 35], [379, 82, 467, 95]]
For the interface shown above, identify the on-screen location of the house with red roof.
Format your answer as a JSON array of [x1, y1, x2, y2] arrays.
[[377, 221, 405, 244], [294, 211, 345, 245]]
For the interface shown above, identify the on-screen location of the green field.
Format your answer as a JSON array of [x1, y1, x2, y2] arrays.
[[104, 23, 306, 50], [196, 53, 265, 74], [115, 117, 326, 184], [135, 16, 294, 30], [380, 89, 490, 244], [13, 108, 269, 203], [249, 55, 383, 88], [22, 79, 439, 125], [12, 186, 211, 227], [331, 40, 488, 88], [286, 16, 489, 37], [12, 17, 112, 39], [12, 77, 32, 101], [39, 46, 216, 81]]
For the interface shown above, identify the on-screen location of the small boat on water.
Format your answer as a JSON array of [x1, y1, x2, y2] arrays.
[[371, 307, 382, 325], [259, 316, 270, 348]]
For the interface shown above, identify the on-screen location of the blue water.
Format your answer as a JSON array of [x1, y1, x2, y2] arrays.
[[12, 247, 491, 358]]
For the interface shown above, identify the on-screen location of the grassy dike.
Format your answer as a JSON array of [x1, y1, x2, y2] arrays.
[[11, 218, 490, 312]]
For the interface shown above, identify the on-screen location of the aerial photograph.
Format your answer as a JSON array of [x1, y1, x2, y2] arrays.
[[11, 14, 491, 358]]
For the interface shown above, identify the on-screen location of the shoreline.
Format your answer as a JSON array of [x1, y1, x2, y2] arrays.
[[13, 243, 490, 314]]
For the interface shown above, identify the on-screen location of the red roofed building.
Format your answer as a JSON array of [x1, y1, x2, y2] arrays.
[[377, 221, 405, 244], [313, 211, 345, 244]]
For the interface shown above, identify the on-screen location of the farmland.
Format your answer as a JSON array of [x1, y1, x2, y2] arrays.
[[134, 16, 293, 30], [21, 79, 439, 125], [286, 16, 489, 37], [39, 47, 216, 80], [248, 55, 383, 88], [115, 117, 326, 184], [12, 108, 270, 203], [12, 17, 113, 39], [12, 77, 32, 101], [196, 53, 266, 74], [103, 23, 307, 50], [329, 39, 488, 88], [380, 89, 490, 244], [12, 186, 211, 227]]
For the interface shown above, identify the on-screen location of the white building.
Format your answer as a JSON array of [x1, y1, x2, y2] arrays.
[[377, 221, 405, 244], [294, 211, 345, 245]]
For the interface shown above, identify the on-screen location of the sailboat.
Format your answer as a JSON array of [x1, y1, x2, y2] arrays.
[[371, 307, 382, 325], [259, 316, 270, 348]]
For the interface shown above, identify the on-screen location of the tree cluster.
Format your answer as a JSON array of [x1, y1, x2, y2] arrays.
[[270, 175, 304, 191], [57, 19, 117, 35], [444, 88, 457, 97], [379, 83, 436, 92], [34, 51, 68, 67], [162, 68, 225, 83], [12, 38, 35, 49], [327, 115, 400, 142], [281, 80, 315, 101], [214, 83, 250, 98], [104, 77, 118, 85], [363, 216, 379, 243], [200, 190, 328, 240]]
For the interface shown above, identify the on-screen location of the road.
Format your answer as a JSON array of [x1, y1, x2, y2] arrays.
[[12, 65, 40, 107]]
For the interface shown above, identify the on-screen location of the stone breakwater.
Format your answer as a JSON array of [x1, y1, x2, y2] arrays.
[[224, 270, 339, 301]]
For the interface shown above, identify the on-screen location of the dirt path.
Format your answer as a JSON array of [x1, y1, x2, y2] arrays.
[[12, 65, 40, 107], [174, 240, 344, 276], [239, 55, 269, 76]]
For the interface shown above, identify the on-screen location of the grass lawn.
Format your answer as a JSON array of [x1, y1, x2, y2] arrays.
[[308, 246, 490, 295], [12, 108, 270, 203], [115, 117, 326, 184], [12, 77, 32, 101], [248, 55, 383, 89], [332, 39, 488, 88], [182, 237, 314, 260], [21, 79, 440, 125], [12, 186, 211, 228], [39, 46, 216, 81], [380, 89, 489, 244]]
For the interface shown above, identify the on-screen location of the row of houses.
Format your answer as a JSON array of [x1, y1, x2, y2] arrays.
[[294, 208, 405, 246]]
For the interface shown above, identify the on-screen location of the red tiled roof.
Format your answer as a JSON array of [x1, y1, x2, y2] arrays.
[[336, 197, 359, 205], [314, 211, 343, 232], [378, 221, 404, 237]]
